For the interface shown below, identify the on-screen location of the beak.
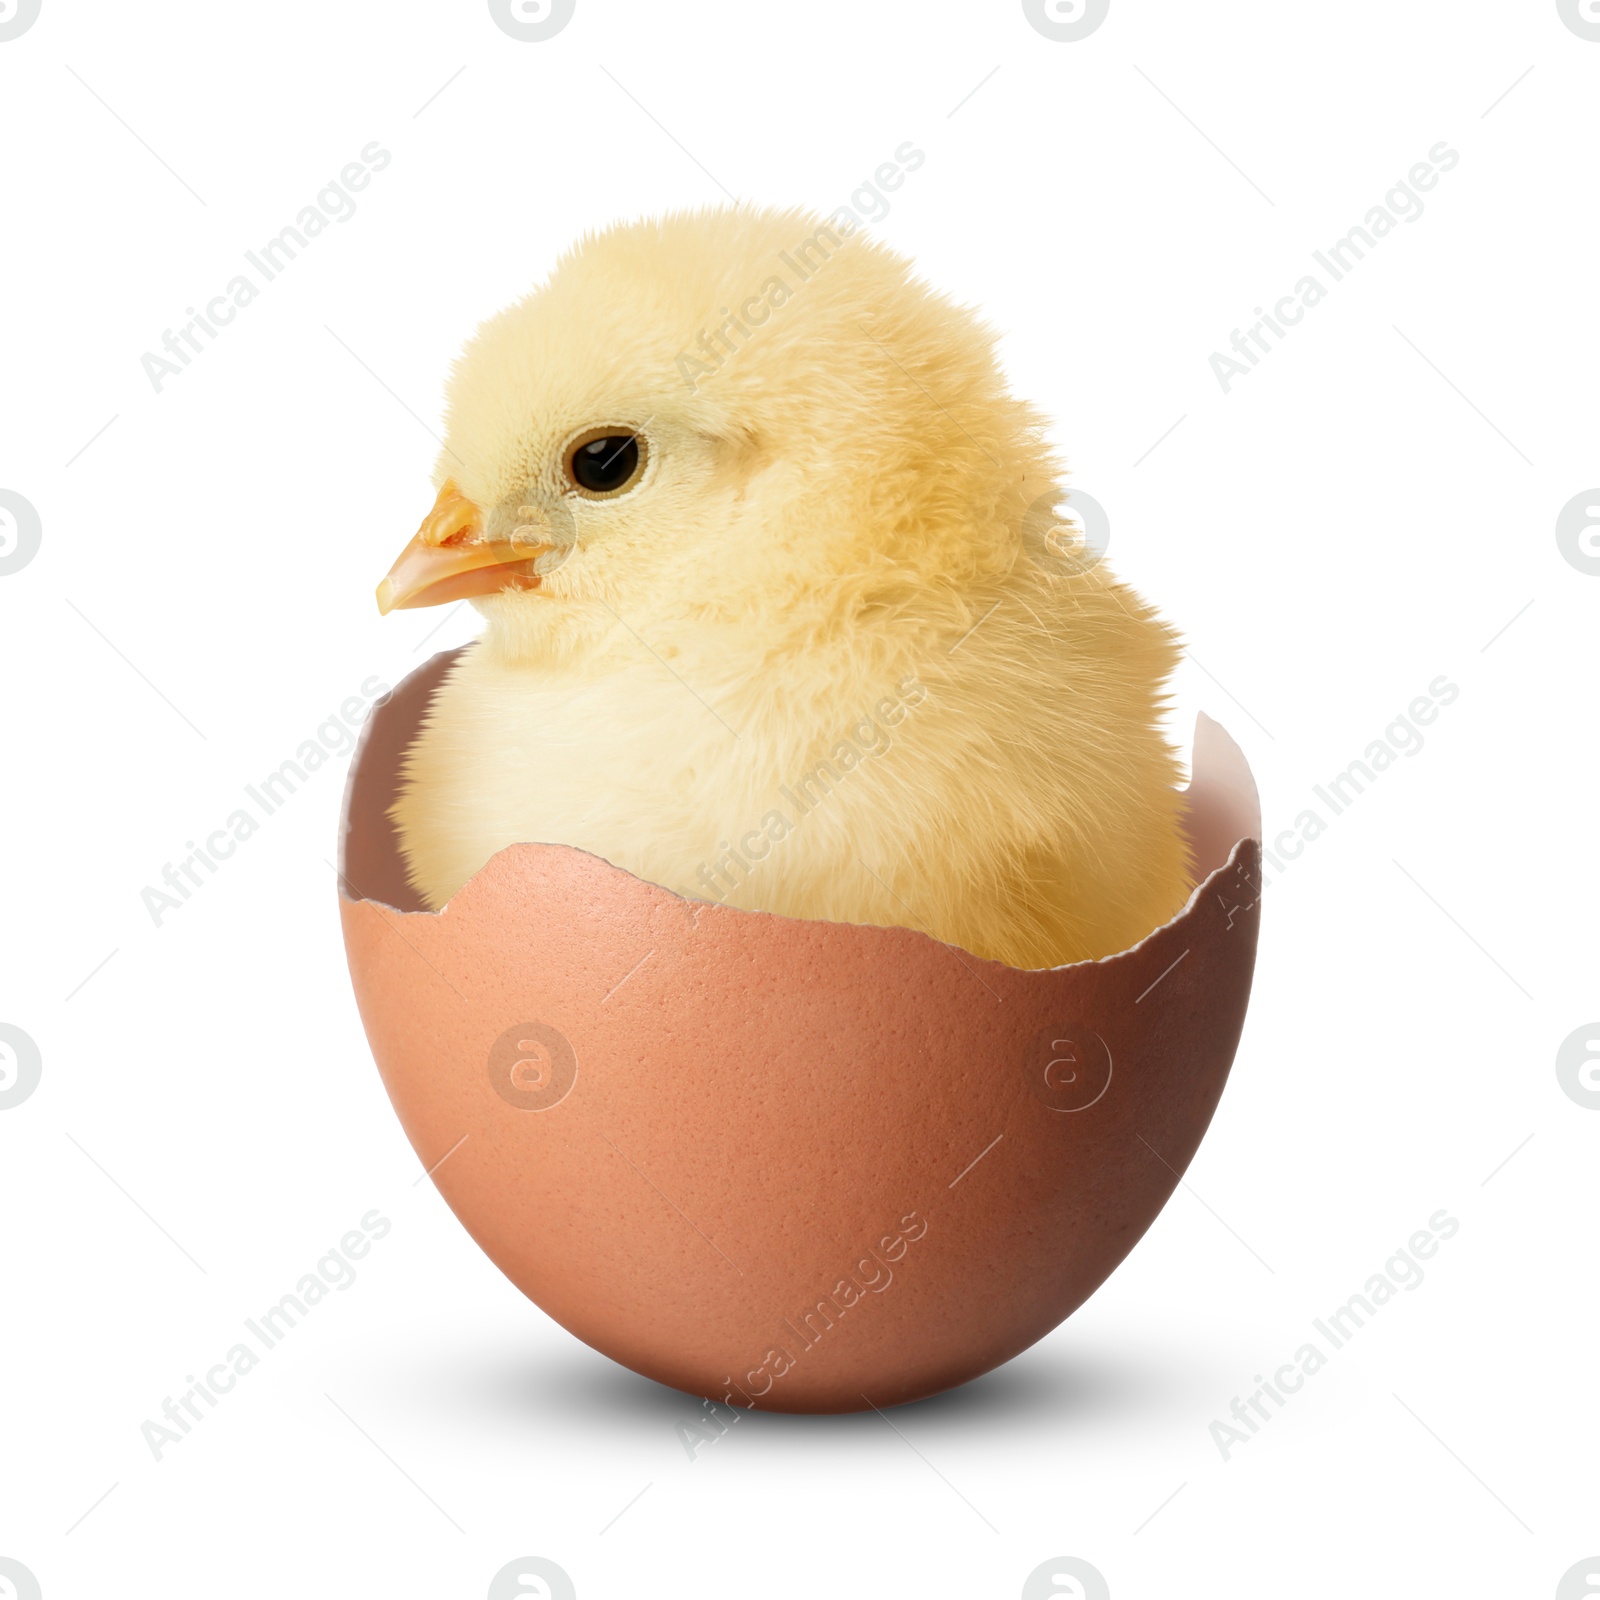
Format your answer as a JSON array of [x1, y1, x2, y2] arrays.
[[376, 480, 553, 614]]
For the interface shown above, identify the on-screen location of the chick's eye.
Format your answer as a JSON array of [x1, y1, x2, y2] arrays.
[[567, 431, 645, 496]]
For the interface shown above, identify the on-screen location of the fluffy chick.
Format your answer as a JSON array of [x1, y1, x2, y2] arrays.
[[383, 206, 1191, 968]]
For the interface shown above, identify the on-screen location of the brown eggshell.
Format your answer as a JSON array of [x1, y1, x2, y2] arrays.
[[339, 649, 1261, 1412]]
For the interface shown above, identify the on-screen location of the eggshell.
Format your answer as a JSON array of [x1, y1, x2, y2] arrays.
[[339, 648, 1261, 1412]]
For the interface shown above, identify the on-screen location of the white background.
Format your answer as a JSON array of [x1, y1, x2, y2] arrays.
[[2, 2, 1597, 1596]]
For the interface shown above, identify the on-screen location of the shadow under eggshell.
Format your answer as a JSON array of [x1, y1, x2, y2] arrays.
[[339, 648, 1262, 1412]]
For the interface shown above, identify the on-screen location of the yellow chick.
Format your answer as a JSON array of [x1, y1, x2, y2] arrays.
[[378, 207, 1191, 968]]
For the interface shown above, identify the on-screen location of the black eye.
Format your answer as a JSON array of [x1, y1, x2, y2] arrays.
[[567, 431, 645, 496]]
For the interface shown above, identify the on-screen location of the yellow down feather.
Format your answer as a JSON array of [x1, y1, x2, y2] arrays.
[[392, 206, 1191, 967]]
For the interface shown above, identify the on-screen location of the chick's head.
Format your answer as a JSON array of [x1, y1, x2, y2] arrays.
[[377, 205, 1056, 663]]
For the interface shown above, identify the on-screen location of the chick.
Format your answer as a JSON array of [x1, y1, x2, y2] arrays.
[[378, 207, 1191, 968]]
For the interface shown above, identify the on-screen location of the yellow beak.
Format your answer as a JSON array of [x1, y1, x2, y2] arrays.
[[376, 480, 553, 614]]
